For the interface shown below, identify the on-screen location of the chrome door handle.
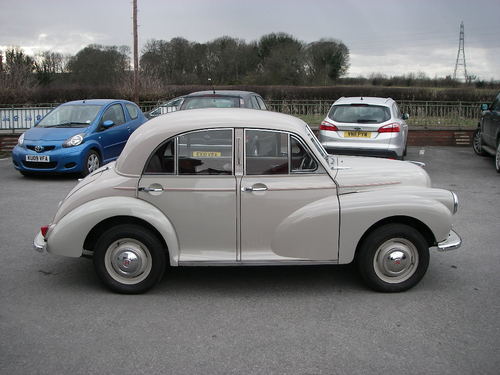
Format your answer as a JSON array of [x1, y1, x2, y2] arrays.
[[138, 187, 163, 192], [241, 186, 268, 192]]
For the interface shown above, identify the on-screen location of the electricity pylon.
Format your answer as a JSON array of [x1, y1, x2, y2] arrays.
[[453, 21, 468, 81]]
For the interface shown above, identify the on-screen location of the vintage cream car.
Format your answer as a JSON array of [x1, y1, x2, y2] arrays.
[[34, 109, 461, 294]]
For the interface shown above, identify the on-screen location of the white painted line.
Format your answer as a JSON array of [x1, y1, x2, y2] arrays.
[[419, 149, 425, 156]]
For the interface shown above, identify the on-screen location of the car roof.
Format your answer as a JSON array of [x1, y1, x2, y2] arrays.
[[333, 97, 395, 106], [184, 90, 259, 98], [116, 108, 308, 176], [62, 99, 133, 106]]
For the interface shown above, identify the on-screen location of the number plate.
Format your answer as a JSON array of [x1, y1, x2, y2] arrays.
[[26, 155, 50, 162], [192, 151, 222, 157], [344, 131, 371, 138]]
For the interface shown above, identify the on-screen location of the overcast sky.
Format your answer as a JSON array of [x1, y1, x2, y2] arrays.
[[1, 0, 499, 80]]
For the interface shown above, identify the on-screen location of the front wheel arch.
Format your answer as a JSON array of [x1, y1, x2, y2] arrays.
[[354, 215, 436, 260]]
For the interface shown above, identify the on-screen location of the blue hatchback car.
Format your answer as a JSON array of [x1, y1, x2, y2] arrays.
[[12, 99, 147, 176]]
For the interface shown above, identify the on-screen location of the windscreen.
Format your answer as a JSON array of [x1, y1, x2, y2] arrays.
[[181, 96, 240, 110], [328, 104, 391, 124], [37, 105, 102, 128]]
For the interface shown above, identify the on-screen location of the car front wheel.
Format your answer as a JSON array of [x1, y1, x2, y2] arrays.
[[496, 142, 500, 173], [82, 149, 100, 176], [472, 129, 487, 156], [93, 224, 166, 294], [357, 224, 429, 292]]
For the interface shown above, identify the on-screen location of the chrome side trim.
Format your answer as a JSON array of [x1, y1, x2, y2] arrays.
[[436, 229, 462, 251], [178, 260, 339, 266], [113, 186, 137, 191], [339, 181, 401, 189]]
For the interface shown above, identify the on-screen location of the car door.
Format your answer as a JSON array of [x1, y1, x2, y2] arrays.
[[98, 103, 130, 162], [483, 93, 500, 147], [125, 103, 143, 132], [138, 128, 237, 262], [239, 129, 340, 262]]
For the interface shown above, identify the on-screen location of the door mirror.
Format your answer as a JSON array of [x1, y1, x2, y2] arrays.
[[480, 103, 489, 111], [102, 120, 114, 129], [402, 113, 410, 120]]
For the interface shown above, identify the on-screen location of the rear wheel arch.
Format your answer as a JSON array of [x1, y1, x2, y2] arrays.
[[84, 215, 170, 264]]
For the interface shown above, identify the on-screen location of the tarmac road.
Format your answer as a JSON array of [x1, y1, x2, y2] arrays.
[[0, 146, 499, 375]]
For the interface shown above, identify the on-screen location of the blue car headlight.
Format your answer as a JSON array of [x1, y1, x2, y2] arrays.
[[63, 133, 85, 148], [18, 133, 25, 146]]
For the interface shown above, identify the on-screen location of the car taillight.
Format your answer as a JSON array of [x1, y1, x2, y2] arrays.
[[41, 225, 49, 238], [320, 121, 339, 131], [378, 123, 400, 133]]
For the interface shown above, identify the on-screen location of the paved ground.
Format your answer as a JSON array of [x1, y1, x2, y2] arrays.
[[0, 147, 499, 375]]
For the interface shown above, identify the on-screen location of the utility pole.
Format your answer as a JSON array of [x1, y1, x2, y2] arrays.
[[453, 21, 468, 82], [133, 0, 139, 103]]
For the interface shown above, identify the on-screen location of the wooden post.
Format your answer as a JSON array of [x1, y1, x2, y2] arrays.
[[133, 0, 139, 103]]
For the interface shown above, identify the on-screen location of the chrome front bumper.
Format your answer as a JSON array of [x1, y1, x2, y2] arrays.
[[437, 229, 462, 251], [33, 231, 46, 253]]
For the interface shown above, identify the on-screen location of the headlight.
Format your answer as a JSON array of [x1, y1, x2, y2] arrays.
[[18, 133, 25, 145], [63, 133, 85, 148]]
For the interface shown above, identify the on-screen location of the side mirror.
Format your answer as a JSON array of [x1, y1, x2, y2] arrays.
[[402, 113, 410, 120], [480, 103, 489, 111], [102, 120, 114, 129]]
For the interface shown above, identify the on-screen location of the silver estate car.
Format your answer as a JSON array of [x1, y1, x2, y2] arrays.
[[319, 97, 409, 159], [34, 109, 460, 294]]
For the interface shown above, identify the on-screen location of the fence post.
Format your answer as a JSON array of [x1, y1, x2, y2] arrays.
[[10, 104, 14, 134]]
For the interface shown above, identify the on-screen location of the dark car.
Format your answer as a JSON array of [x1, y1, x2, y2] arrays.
[[179, 90, 267, 111], [473, 92, 500, 172]]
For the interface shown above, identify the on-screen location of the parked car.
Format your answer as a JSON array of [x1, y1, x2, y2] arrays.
[[146, 96, 185, 119], [179, 90, 268, 110], [472, 92, 500, 172], [319, 97, 409, 160], [33, 108, 461, 294], [12, 99, 147, 176]]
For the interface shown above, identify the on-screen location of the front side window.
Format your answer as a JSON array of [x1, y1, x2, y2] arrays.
[[101, 104, 125, 126], [328, 104, 391, 124], [290, 136, 319, 172], [246, 130, 289, 175], [178, 129, 233, 175]]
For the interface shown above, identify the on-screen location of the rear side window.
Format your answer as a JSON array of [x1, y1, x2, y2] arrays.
[[328, 105, 391, 124], [178, 129, 233, 175], [125, 103, 139, 120], [256, 96, 267, 110]]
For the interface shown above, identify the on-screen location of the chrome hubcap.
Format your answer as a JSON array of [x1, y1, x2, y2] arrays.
[[373, 238, 418, 283], [104, 238, 152, 284], [87, 154, 99, 173]]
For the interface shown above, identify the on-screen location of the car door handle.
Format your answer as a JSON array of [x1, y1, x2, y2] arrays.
[[138, 186, 163, 192], [241, 185, 268, 192]]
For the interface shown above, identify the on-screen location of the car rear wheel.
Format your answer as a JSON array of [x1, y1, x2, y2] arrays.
[[357, 224, 429, 292], [472, 129, 487, 156], [82, 149, 100, 176], [495, 142, 500, 173], [93, 224, 166, 294]]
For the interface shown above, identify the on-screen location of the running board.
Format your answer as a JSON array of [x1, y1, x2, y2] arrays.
[[178, 260, 339, 266]]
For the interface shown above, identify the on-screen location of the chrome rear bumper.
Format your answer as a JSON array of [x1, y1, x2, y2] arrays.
[[33, 231, 46, 253], [437, 229, 462, 251]]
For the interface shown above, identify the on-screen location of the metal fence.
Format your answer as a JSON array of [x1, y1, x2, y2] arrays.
[[0, 100, 482, 132]]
